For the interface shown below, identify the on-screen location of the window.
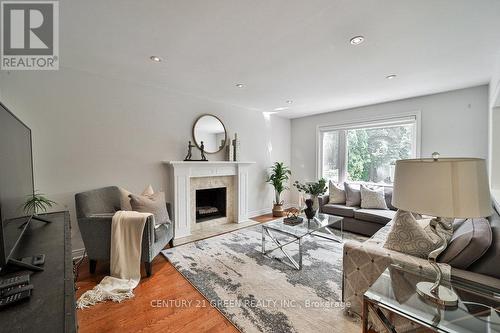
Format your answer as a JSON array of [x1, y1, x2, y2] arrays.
[[318, 115, 419, 185]]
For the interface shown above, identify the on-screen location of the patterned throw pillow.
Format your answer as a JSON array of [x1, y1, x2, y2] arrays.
[[129, 191, 171, 226], [329, 181, 346, 204], [384, 210, 453, 258], [360, 184, 388, 210], [344, 182, 361, 207]]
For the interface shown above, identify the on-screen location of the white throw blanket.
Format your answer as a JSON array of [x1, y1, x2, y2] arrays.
[[77, 210, 151, 309]]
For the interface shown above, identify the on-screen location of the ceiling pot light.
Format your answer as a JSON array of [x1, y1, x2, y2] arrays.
[[235, 83, 244, 88], [286, 100, 293, 104], [150, 55, 162, 62], [386, 74, 397, 80], [349, 36, 365, 45]]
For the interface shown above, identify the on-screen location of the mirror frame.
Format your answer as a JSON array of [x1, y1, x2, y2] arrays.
[[192, 114, 228, 154]]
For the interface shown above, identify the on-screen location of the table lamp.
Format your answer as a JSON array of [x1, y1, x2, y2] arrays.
[[392, 153, 492, 307]]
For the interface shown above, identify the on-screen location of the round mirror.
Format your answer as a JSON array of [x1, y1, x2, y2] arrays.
[[192, 114, 227, 154]]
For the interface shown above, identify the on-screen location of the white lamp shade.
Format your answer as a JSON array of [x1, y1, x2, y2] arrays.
[[392, 158, 492, 218]]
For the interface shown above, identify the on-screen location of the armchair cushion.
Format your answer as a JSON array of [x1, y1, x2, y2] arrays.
[[119, 187, 133, 210], [129, 192, 171, 226]]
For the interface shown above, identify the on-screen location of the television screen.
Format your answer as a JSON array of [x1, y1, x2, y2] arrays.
[[0, 102, 34, 267]]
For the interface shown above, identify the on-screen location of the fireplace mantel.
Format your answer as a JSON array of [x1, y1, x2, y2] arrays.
[[164, 160, 255, 239]]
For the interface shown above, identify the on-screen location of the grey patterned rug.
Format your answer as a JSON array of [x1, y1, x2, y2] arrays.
[[162, 224, 366, 333]]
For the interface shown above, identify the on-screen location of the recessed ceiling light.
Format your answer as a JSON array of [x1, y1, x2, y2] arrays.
[[286, 100, 293, 104], [349, 36, 365, 45], [235, 83, 244, 88], [150, 55, 162, 62], [385, 74, 397, 80]]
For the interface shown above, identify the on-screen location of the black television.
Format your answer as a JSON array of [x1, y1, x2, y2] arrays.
[[0, 102, 46, 272]]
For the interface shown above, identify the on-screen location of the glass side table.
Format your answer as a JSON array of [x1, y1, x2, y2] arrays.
[[363, 265, 500, 333]]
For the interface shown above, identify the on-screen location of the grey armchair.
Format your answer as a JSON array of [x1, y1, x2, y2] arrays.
[[75, 186, 174, 277]]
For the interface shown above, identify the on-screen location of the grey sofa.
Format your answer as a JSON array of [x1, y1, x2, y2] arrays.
[[75, 186, 174, 276], [343, 206, 500, 330], [318, 185, 396, 236]]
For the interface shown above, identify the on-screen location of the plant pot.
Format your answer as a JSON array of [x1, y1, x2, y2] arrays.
[[272, 203, 285, 217]]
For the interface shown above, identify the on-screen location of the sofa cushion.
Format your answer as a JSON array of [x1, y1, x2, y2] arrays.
[[438, 218, 492, 269], [322, 204, 358, 218], [354, 208, 396, 225], [345, 182, 361, 207], [383, 210, 452, 258], [360, 184, 388, 210], [328, 181, 346, 204], [468, 209, 500, 278]]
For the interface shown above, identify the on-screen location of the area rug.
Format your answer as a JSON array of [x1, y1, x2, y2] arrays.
[[162, 224, 366, 333]]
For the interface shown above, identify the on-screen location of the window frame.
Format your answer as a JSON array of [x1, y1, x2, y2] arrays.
[[316, 112, 421, 186]]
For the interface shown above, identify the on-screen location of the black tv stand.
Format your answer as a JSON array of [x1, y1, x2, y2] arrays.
[[0, 212, 76, 332]]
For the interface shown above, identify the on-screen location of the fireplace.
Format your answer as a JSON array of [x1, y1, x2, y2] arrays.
[[195, 187, 227, 223]]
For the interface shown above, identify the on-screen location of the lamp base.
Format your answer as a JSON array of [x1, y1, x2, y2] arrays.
[[416, 281, 458, 307]]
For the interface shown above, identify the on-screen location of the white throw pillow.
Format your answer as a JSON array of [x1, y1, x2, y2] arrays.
[[360, 184, 388, 210], [329, 181, 346, 204], [384, 210, 453, 258]]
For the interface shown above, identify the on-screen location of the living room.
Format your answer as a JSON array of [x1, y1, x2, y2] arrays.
[[0, 1, 499, 332]]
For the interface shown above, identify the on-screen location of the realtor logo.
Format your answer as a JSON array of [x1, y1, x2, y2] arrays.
[[1, 1, 59, 70]]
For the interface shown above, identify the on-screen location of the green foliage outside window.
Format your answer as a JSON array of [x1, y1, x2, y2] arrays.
[[347, 125, 412, 183]]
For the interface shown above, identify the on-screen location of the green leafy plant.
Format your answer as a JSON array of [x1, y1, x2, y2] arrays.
[[266, 162, 291, 205], [23, 191, 56, 216], [293, 178, 328, 197]]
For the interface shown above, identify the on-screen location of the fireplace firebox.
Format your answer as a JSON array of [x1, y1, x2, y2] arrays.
[[195, 187, 227, 223]]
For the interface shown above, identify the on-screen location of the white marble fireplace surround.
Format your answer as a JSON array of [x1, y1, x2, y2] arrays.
[[165, 161, 255, 239]]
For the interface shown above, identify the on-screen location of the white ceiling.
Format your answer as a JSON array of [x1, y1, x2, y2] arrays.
[[61, 0, 500, 118]]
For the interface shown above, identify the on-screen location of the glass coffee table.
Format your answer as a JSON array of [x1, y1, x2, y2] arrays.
[[261, 213, 343, 270], [363, 265, 500, 333]]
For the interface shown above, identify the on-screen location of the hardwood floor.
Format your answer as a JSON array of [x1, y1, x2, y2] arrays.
[[250, 210, 293, 223], [76, 256, 239, 333], [75, 210, 293, 333], [75, 212, 283, 333]]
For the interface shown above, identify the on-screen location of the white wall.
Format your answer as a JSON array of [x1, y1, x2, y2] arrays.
[[0, 68, 291, 251], [291, 85, 489, 200], [488, 57, 500, 206]]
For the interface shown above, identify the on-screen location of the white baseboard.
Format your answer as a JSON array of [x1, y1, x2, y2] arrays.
[[72, 248, 86, 260], [248, 207, 271, 218]]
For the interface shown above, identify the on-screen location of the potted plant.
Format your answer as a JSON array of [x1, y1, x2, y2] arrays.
[[23, 191, 57, 217], [266, 162, 291, 217], [293, 178, 327, 210]]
